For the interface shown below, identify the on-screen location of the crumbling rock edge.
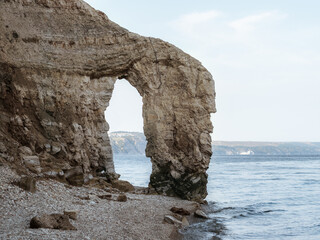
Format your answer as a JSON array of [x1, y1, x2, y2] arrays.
[[0, 0, 216, 200]]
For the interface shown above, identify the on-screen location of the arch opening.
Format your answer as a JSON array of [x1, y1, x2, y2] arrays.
[[105, 79, 151, 187]]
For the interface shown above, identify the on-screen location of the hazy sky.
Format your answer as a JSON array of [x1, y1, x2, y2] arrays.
[[86, 0, 320, 141]]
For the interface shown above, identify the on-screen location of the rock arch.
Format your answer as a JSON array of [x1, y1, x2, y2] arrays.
[[0, 0, 216, 200]]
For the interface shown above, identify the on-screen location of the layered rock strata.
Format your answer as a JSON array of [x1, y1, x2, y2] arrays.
[[0, 0, 216, 200]]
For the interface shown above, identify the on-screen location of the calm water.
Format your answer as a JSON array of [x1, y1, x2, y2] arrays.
[[114, 155, 320, 240]]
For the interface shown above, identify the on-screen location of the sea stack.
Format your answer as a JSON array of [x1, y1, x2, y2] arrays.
[[0, 0, 216, 200]]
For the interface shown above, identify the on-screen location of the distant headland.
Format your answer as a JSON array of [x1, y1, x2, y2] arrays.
[[110, 131, 320, 155]]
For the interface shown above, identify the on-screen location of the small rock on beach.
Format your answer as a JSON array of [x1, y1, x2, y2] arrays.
[[17, 176, 36, 193], [194, 209, 209, 219], [30, 213, 77, 230], [117, 193, 128, 202], [64, 210, 78, 220], [170, 207, 190, 215]]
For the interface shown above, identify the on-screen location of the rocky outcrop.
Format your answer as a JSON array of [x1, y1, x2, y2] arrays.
[[0, 0, 216, 200]]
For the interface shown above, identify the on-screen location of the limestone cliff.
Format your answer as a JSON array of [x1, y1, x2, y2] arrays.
[[0, 0, 216, 200]]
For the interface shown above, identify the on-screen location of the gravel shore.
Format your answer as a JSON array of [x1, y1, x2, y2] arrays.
[[0, 165, 198, 240]]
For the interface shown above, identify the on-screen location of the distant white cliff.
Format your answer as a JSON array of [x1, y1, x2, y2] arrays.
[[110, 132, 320, 155], [110, 132, 147, 155]]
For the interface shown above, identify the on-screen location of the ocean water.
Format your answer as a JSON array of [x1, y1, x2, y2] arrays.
[[114, 155, 320, 240]]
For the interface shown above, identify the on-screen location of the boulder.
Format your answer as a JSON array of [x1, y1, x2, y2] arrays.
[[112, 180, 134, 192], [170, 207, 190, 216], [98, 194, 112, 200], [64, 210, 78, 220], [51, 143, 61, 155], [117, 193, 127, 202], [23, 156, 41, 173], [164, 215, 182, 226], [87, 177, 112, 189], [174, 213, 184, 221], [30, 214, 76, 230], [182, 217, 189, 227], [67, 175, 84, 187], [19, 146, 32, 156], [194, 209, 209, 219], [18, 176, 36, 193], [64, 166, 84, 186]]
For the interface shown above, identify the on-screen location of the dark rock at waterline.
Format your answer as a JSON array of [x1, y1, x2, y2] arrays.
[[30, 213, 77, 230], [170, 207, 190, 215], [18, 176, 36, 193], [181, 217, 189, 227], [164, 215, 182, 226], [194, 209, 209, 219], [211, 236, 223, 240]]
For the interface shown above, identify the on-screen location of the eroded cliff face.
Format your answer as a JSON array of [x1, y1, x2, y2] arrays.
[[0, 0, 216, 200]]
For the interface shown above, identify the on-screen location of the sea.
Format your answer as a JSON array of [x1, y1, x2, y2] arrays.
[[114, 154, 320, 240]]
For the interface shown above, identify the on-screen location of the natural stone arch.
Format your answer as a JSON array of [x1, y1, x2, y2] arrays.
[[0, 0, 216, 200], [118, 40, 216, 200]]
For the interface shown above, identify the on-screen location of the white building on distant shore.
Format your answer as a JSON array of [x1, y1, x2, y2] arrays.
[[239, 150, 255, 155]]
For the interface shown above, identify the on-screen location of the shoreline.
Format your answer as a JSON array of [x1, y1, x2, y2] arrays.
[[0, 165, 206, 240]]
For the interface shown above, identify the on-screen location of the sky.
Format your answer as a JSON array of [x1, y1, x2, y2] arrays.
[[86, 0, 320, 142]]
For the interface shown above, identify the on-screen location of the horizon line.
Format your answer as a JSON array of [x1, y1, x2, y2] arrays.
[[109, 131, 320, 143]]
